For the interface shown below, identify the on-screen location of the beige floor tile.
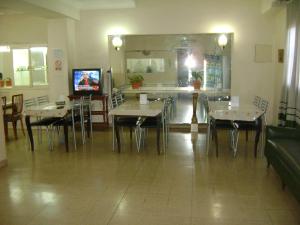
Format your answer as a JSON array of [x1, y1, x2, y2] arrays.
[[267, 209, 300, 225], [0, 129, 298, 225]]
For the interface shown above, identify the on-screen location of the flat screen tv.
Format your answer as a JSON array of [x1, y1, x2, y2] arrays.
[[72, 68, 102, 95]]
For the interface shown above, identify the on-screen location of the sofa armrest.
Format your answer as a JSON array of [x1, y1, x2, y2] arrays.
[[266, 125, 300, 140]]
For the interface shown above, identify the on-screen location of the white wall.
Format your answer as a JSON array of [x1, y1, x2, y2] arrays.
[[0, 16, 73, 103], [0, 14, 49, 100], [0, 0, 287, 124], [0, 14, 48, 44], [47, 18, 71, 102], [75, 0, 285, 123], [272, 8, 286, 124]]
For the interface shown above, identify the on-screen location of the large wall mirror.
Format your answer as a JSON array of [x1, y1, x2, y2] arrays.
[[108, 33, 233, 124]]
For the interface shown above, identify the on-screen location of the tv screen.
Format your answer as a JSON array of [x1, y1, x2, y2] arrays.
[[73, 68, 102, 95]]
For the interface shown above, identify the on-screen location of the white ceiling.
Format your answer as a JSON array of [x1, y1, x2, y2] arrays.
[[59, 0, 136, 10], [0, 0, 136, 18]]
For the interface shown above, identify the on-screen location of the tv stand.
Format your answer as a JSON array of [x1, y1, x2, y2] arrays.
[[69, 94, 108, 129]]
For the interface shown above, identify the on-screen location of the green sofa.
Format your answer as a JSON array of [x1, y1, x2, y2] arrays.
[[265, 126, 300, 202]]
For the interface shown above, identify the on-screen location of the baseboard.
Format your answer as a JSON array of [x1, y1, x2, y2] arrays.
[[0, 159, 7, 168]]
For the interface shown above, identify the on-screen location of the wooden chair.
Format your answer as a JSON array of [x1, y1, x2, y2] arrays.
[[3, 94, 25, 140]]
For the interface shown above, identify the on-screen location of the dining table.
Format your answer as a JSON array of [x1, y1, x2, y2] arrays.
[[23, 103, 71, 152], [109, 99, 164, 154], [207, 101, 265, 156]]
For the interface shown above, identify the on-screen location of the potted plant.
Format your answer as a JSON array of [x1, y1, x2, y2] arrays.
[[5, 78, 12, 87], [191, 71, 203, 90], [128, 74, 144, 89], [0, 79, 4, 88]]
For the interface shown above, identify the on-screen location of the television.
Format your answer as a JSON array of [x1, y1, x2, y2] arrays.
[[72, 68, 102, 95]]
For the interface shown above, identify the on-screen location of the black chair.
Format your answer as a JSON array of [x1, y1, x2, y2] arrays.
[[3, 94, 25, 140], [235, 97, 268, 158], [111, 91, 141, 152], [204, 95, 236, 157], [24, 97, 61, 150], [137, 97, 172, 153]]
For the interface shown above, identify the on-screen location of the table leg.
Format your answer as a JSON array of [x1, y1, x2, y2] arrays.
[[191, 93, 199, 132], [156, 115, 160, 154], [115, 117, 121, 153], [231, 122, 239, 157], [25, 115, 34, 151], [112, 115, 115, 151], [254, 118, 262, 158], [63, 118, 69, 152], [206, 116, 210, 155]]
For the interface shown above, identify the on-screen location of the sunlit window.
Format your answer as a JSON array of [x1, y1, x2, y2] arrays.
[[13, 46, 48, 87], [13, 49, 30, 86]]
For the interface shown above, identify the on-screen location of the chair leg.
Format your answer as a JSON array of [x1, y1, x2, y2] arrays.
[[281, 180, 286, 190], [254, 129, 260, 158], [20, 119, 25, 136], [213, 129, 218, 157], [130, 127, 133, 141], [12, 121, 18, 139], [4, 120, 8, 141]]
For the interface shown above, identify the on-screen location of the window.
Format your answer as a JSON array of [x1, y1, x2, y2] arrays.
[[13, 47, 47, 86], [126, 58, 165, 74]]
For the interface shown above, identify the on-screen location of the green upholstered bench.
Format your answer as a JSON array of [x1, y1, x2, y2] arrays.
[[265, 125, 300, 202]]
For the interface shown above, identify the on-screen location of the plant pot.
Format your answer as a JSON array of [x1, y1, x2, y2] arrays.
[[0, 80, 4, 88], [193, 80, 201, 90], [5, 80, 12, 87], [132, 82, 142, 89]]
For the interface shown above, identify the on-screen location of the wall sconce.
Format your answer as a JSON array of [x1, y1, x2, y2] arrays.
[[112, 36, 123, 51], [218, 34, 228, 49], [0, 45, 10, 52]]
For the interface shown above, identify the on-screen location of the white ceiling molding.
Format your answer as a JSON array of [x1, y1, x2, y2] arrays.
[[0, 0, 135, 19], [23, 0, 80, 19], [261, 0, 291, 14], [59, 0, 136, 10], [0, 0, 80, 19]]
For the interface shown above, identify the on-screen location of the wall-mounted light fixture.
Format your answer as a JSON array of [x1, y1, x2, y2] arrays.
[[0, 45, 10, 52], [112, 36, 123, 51], [218, 34, 228, 49]]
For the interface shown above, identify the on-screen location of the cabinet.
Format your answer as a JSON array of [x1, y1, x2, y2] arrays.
[[68, 94, 108, 129]]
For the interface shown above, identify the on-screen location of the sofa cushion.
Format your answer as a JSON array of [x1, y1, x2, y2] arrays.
[[267, 139, 300, 177]]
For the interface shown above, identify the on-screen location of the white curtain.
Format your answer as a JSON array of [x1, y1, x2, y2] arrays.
[[279, 0, 300, 127]]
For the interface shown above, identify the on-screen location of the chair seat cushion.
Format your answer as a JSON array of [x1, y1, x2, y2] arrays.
[[140, 117, 161, 128], [30, 117, 61, 126], [212, 120, 234, 129], [4, 113, 22, 122], [235, 120, 258, 130], [116, 117, 139, 127]]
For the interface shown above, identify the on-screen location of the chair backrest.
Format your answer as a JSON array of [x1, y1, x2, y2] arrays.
[[111, 96, 118, 109], [111, 91, 124, 108], [12, 94, 23, 114], [200, 94, 209, 114], [259, 99, 269, 112], [24, 98, 37, 109], [1, 96, 7, 116], [37, 95, 49, 105], [253, 96, 261, 107], [1, 96, 6, 106], [115, 92, 124, 105]]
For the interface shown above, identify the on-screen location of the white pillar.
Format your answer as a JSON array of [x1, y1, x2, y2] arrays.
[[0, 106, 7, 168]]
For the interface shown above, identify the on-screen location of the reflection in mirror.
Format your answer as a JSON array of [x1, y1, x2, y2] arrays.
[[108, 33, 233, 124]]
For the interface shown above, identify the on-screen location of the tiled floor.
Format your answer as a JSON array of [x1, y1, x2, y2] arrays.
[[0, 129, 299, 225]]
